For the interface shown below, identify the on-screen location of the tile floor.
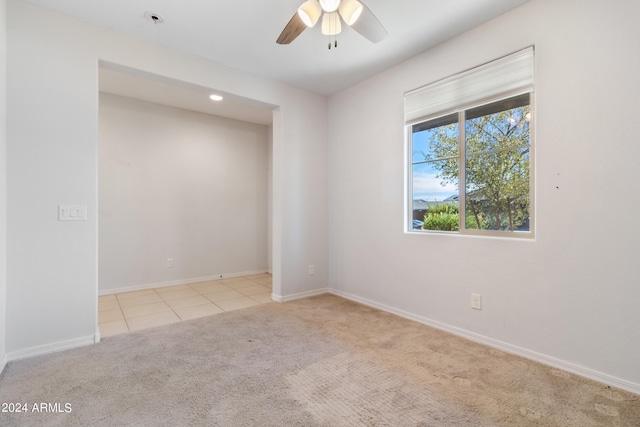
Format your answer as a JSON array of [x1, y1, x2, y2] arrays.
[[98, 273, 272, 338]]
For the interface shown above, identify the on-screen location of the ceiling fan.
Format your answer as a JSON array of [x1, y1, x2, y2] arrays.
[[276, 0, 387, 48]]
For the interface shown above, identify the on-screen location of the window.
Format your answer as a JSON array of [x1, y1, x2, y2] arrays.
[[405, 47, 534, 236]]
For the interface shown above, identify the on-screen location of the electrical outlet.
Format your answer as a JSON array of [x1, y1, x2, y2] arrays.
[[308, 265, 315, 276], [471, 293, 482, 310], [167, 258, 174, 268]]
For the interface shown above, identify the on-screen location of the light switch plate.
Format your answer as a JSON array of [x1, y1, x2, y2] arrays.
[[59, 205, 88, 221]]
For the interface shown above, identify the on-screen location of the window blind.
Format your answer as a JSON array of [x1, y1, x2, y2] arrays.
[[404, 47, 534, 125]]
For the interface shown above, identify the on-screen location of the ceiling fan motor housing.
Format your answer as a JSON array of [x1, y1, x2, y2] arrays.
[[319, 0, 341, 13]]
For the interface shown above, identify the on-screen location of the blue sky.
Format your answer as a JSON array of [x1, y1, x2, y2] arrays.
[[412, 163, 457, 201], [411, 129, 457, 201]]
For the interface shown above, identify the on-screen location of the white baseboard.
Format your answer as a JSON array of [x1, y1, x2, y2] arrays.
[[6, 286, 637, 396], [272, 287, 329, 303], [0, 352, 7, 375], [7, 334, 96, 363], [330, 289, 640, 396], [99, 269, 269, 296]]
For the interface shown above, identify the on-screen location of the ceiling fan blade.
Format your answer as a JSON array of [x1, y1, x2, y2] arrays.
[[351, 2, 387, 43], [276, 13, 308, 44]]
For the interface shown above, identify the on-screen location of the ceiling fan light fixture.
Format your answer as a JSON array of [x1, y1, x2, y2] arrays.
[[297, 0, 322, 27], [277, 0, 387, 46], [321, 12, 342, 35], [319, 0, 341, 13], [338, 0, 363, 26]]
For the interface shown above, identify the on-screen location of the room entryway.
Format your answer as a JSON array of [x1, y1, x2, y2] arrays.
[[98, 273, 272, 337]]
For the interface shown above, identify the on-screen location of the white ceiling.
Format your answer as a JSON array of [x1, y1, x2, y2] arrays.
[[99, 62, 277, 126], [19, 0, 530, 124]]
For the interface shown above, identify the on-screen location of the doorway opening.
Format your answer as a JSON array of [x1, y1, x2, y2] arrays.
[[97, 62, 278, 336]]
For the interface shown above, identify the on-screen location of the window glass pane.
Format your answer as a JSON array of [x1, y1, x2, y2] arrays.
[[465, 149, 530, 231], [465, 102, 530, 155], [412, 118, 460, 231], [412, 161, 459, 231], [412, 161, 458, 203], [463, 96, 530, 232], [412, 120, 459, 162]]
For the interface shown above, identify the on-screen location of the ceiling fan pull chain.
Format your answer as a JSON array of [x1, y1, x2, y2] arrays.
[[326, 26, 338, 50]]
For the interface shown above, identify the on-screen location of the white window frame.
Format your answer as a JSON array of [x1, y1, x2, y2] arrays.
[[404, 47, 535, 238]]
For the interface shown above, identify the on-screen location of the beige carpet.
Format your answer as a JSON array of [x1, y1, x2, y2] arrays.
[[0, 295, 638, 426]]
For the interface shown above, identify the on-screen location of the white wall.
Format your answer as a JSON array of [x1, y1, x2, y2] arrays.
[[6, 0, 328, 357], [328, 0, 640, 392], [0, 0, 7, 373], [99, 94, 269, 293]]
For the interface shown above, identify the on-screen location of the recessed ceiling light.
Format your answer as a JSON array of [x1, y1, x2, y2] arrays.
[[209, 94, 223, 102]]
